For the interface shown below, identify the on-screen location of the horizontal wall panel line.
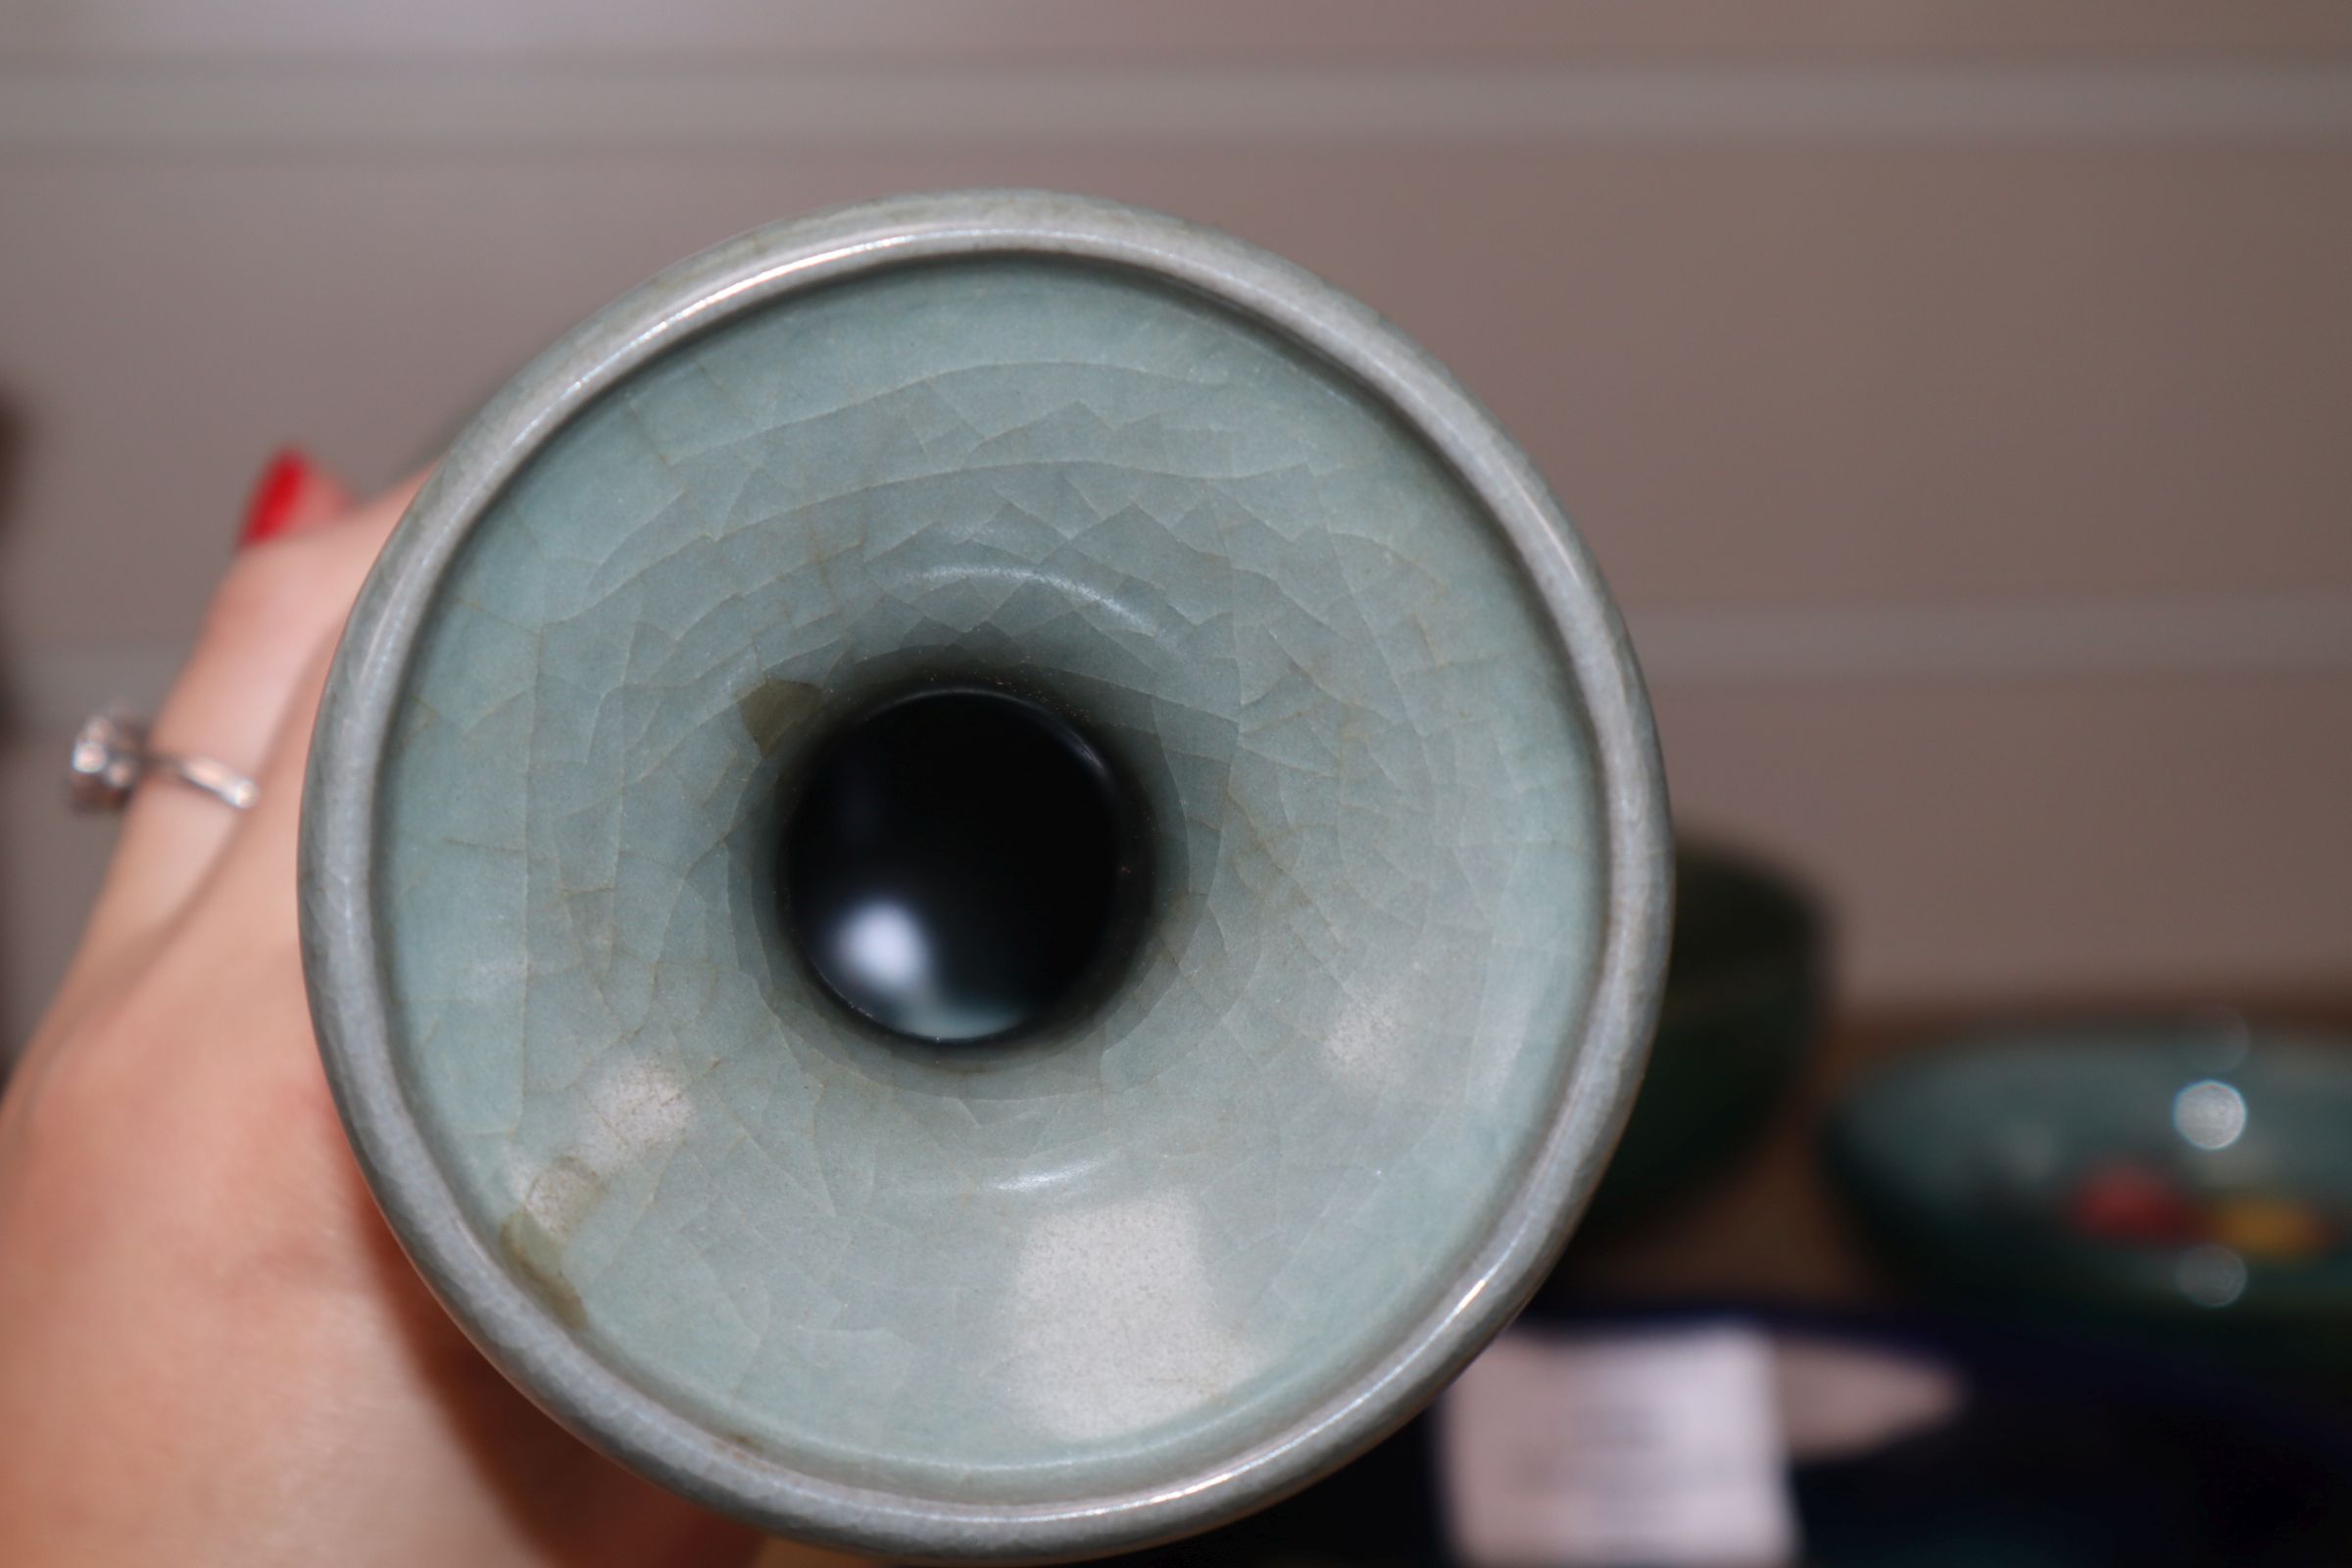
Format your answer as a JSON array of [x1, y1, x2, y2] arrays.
[[4, 65, 2352, 156], [13, 591, 2350, 734], [1633, 592, 2352, 686]]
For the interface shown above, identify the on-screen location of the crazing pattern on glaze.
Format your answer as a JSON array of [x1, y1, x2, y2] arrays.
[[376, 258, 1602, 1502]]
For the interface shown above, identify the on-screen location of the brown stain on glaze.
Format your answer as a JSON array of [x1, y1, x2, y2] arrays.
[[739, 677, 822, 757], [719, 1428, 772, 1458], [497, 1153, 603, 1330]]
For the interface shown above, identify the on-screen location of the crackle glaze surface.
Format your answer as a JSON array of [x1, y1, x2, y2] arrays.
[[373, 256, 1603, 1504]]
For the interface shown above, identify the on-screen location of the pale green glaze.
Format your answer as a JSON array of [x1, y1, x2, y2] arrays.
[[375, 257, 1602, 1502]]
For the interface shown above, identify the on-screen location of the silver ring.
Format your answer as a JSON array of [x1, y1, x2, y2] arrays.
[[67, 710, 258, 813]]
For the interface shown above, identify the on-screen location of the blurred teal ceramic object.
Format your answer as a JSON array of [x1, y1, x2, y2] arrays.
[[300, 192, 1671, 1560], [1585, 842, 1822, 1227], [1824, 1020, 2352, 1376]]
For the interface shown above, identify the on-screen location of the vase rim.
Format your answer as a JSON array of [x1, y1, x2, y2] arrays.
[[299, 188, 1672, 1564]]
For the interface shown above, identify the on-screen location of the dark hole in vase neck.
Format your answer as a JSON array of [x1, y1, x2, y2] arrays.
[[777, 682, 1150, 1047]]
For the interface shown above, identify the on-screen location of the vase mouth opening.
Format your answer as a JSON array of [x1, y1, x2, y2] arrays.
[[774, 677, 1155, 1049]]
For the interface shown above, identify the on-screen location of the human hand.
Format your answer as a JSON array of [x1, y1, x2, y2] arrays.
[[0, 459, 766, 1566]]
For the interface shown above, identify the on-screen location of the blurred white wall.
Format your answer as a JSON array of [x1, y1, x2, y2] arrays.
[[3, 1, 2349, 1042]]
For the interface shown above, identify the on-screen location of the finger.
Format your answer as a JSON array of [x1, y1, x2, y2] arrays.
[[176, 627, 341, 978], [77, 474, 423, 959]]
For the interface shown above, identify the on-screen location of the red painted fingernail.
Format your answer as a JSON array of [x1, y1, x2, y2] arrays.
[[238, 448, 313, 547]]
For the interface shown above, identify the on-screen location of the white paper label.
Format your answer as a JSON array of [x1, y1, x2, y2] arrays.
[[1439, 1323, 1800, 1568]]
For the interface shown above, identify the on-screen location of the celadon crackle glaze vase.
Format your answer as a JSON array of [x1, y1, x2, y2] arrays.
[[300, 191, 1671, 1562]]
